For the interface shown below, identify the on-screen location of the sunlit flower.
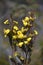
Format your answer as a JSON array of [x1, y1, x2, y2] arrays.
[[18, 42, 23, 47], [28, 22, 32, 26], [17, 30, 27, 39], [24, 41, 28, 45], [27, 37, 32, 42], [13, 26, 18, 31], [17, 30, 24, 39], [17, 33, 24, 39], [34, 30, 38, 35], [4, 19, 9, 24], [12, 35, 17, 39], [13, 30, 16, 34], [4, 29, 10, 35], [22, 20, 27, 26], [22, 19, 32, 27], [21, 27, 28, 33], [13, 20, 18, 24], [30, 17, 34, 21], [24, 17, 29, 21], [17, 30, 22, 35]]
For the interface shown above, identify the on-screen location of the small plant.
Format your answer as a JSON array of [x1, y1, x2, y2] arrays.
[[3, 12, 38, 65]]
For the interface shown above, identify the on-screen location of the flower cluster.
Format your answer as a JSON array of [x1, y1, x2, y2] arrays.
[[3, 12, 38, 65], [3, 15, 38, 47]]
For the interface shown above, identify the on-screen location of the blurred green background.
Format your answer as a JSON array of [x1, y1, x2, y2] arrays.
[[0, 0, 43, 65]]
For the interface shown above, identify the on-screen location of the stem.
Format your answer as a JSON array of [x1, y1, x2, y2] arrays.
[[24, 45, 28, 65], [26, 51, 28, 65]]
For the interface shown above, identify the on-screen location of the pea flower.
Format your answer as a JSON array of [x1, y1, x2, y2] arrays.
[[27, 37, 32, 42], [34, 30, 38, 35], [13, 20, 18, 24], [13, 26, 18, 31], [4, 19, 9, 24], [18, 42, 23, 47], [24, 17, 29, 21], [24, 41, 28, 45], [22, 20, 28, 26], [4, 29, 10, 35], [12, 35, 17, 39]]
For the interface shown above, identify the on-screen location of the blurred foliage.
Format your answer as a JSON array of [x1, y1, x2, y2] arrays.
[[0, 49, 9, 65], [39, 39, 43, 48], [0, 58, 9, 65]]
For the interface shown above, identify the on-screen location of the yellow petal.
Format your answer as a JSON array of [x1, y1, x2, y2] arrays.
[[24, 41, 28, 44], [17, 30, 27, 39], [18, 42, 23, 47], [27, 37, 32, 42], [21, 27, 28, 32], [24, 17, 29, 21], [30, 17, 34, 21], [22, 20, 27, 26], [4, 29, 10, 35], [13, 20, 18, 24], [28, 22, 32, 26], [34, 30, 38, 35], [13, 30, 16, 34], [13, 26, 18, 30], [12, 35, 17, 39], [17, 30, 22, 35], [17, 34, 24, 39], [21, 27, 24, 32], [4, 20, 9, 24]]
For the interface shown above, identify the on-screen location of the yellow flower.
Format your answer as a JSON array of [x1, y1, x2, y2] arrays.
[[34, 30, 38, 35], [4, 29, 10, 35], [30, 17, 34, 21], [24, 41, 28, 45], [18, 42, 23, 47], [28, 22, 32, 26], [12, 35, 17, 39], [13, 30, 16, 34], [17, 34, 24, 39], [17, 30, 25, 39], [20, 56, 24, 60], [17, 30, 22, 35], [22, 20, 27, 26], [13, 20, 18, 24], [24, 17, 29, 21], [21, 27, 24, 32], [17, 31, 27, 39], [13, 26, 18, 31], [27, 37, 32, 42], [4, 19, 9, 24], [21, 27, 28, 33]]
